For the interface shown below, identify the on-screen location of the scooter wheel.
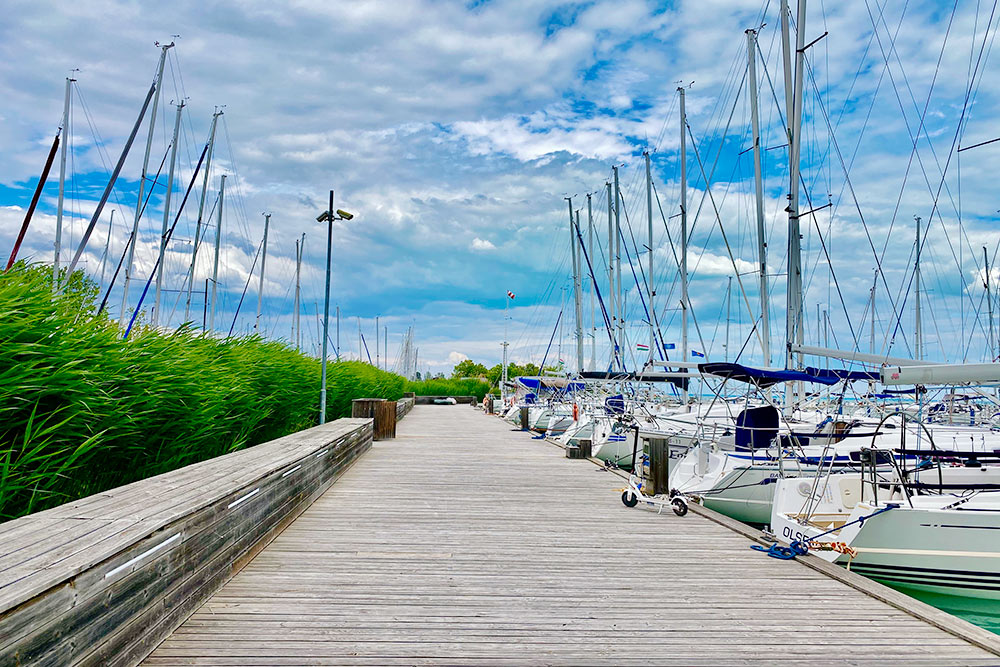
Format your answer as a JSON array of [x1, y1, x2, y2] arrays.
[[671, 497, 689, 517], [621, 490, 639, 508]]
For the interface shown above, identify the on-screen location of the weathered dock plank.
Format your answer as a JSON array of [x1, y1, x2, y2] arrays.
[[145, 405, 999, 665], [0, 419, 373, 667]]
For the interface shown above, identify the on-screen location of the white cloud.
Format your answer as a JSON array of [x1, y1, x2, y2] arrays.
[[3, 0, 1000, 369], [692, 252, 755, 278], [446, 351, 469, 366]]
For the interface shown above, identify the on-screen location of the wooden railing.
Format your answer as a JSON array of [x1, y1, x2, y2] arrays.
[[396, 395, 415, 421], [0, 418, 373, 667]]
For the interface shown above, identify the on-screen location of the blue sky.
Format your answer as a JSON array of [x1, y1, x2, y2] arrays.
[[2, 0, 1000, 375]]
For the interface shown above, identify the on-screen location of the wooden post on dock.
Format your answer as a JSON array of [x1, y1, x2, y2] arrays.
[[578, 438, 592, 458], [352, 398, 397, 440], [519, 406, 529, 430], [648, 437, 670, 495]]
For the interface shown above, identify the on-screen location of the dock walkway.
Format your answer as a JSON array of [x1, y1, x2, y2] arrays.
[[145, 405, 998, 665]]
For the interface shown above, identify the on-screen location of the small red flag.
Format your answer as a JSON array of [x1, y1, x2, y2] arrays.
[[507, 291, 515, 299]]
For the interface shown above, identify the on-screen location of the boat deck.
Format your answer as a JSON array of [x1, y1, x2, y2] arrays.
[[144, 405, 999, 666]]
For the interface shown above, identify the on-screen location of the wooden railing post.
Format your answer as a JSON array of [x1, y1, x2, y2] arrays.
[[648, 437, 670, 495], [352, 398, 402, 440]]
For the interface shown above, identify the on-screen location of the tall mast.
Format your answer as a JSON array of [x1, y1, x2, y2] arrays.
[[376, 315, 380, 369], [572, 208, 585, 375], [869, 271, 876, 354], [254, 213, 270, 332], [780, 0, 795, 133], [613, 166, 623, 353], [53, 75, 74, 288], [185, 109, 222, 322], [565, 198, 578, 372], [99, 210, 115, 286], [678, 86, 689, 407], [915, 215, 922, 361], [747, 28, 771, 365], [587, 194, 596, 369], [781, 0, 806, 409], [209, 174, 225, 331], [358, 317, 362, 360], [294, 234, 303, 350], [606, 182, 616, 367], [645, 151, 655, 364], [986, 246, 995, 361], [725, 276, 732, 361], [153, 100, 184, 328], [121, 42, 172, 324], [558, 287, 565, 373], [336, 305, 341, 360], [502, 293, 509, 399]]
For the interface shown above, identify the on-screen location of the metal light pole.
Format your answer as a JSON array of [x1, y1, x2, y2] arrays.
[[317, 191, 355, 424]]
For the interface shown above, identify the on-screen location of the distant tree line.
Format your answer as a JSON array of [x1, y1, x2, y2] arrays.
[[450, 359, 556, 386]]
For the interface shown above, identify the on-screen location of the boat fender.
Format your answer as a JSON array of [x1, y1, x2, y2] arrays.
[[572, 403, 579, 421]]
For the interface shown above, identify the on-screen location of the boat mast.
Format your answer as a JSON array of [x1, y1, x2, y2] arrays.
[[99, 210, 114, 286], [986, 246, 995, 361], [613, 166, 623, 358], [53, 75, 75, 289], [587, 193, 596, 370], [121, 42, 171, 324], [502, 294, 508, 400], [781, 0, 806, 407], [869, 271, 876, 354], [376, 315, 380, 369], [565, 198, 579, 371], [153, 100, 184, 328], [209, 174, 225, 331], [254, 213, 270, 332], [915, 215, 922, 361], [572, 207, 585, 375], [645, 151, 655, 365], [185, 109, 222, 323], [336, 306, 341, 361], [747, 28, 770, 365], [678, 86, 689, 407], [725, 276, 732, 361], [294, 234, 303, 350], [606, 181, 616, 368], [558, 287, 565, 373]]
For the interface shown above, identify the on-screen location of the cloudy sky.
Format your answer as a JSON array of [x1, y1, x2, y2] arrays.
[[2, 0, 999, 375]]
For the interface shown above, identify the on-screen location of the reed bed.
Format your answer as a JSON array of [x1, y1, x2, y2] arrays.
[[0, 264, 403, 521]]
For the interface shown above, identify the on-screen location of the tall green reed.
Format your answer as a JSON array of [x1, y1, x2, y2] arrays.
[[0, 263, 404, 520]]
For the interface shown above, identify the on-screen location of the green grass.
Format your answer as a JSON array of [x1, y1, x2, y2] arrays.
[[405, 377, 492, 401], [0, 263, 404, 521]]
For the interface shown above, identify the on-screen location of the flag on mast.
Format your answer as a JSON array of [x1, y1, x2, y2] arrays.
[[636, 343, 649, 352], [507, 290, 515, 299]]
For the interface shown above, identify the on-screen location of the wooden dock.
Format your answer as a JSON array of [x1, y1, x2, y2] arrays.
[[144, 405, 1000, 666]]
